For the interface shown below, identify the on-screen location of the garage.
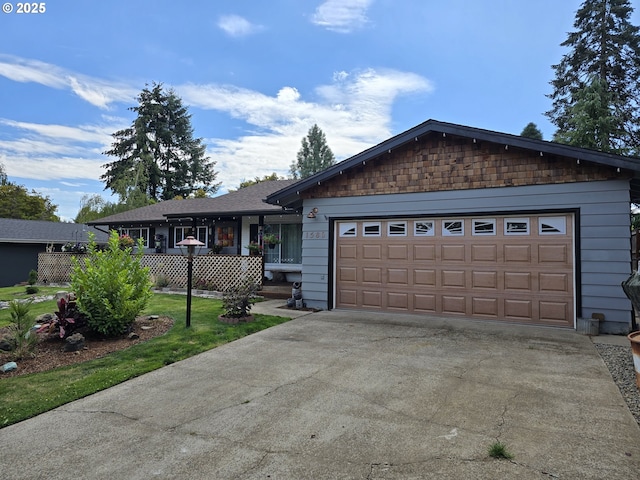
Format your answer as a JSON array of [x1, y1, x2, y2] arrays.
[[335, 214, 575, 327]]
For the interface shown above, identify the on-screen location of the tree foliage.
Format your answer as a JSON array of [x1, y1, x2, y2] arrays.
[[290, 124, 335, 179], [0, 165, 59, 221], [71, 231, 153, 337], [546, 0, 640, 154], [102, 83, 220, 202], [520, 122, 543, 140], [236, 173, 283, 190], [73, 193, 154, 224]]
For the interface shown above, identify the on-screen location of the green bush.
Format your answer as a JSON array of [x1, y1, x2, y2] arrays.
[[25, 286, 39, 294], [71, 231, 153, 337], [221, 277, 258, 318], [27, 269, 38, 285]]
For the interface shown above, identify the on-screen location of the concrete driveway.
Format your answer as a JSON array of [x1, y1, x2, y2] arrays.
[[2, 304, 640, 479]]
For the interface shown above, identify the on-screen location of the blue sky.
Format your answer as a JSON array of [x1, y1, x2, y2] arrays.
[[1, 0, 637, 221]]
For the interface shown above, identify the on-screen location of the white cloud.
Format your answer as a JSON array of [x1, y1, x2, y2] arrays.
[[0, 55, 137, 108], [312, 0, 374, 33], [217, 15, 263, 37], [178, 67, 433, 189]]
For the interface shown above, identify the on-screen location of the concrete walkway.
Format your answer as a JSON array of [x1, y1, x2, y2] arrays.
[[2, 306, 640, 479]]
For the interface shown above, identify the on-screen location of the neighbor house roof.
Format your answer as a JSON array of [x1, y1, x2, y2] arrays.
[[0, 218, 109, 244], [88, 180, 298, 226], [266, 119, 640, 208]]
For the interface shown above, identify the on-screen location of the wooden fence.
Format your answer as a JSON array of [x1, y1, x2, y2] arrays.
[[38, 253, 263, 289]]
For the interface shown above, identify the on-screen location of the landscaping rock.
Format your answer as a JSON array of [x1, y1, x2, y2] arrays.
[[1, 362, 18, 373], [64, 333, 85, 352], [127, 332, 140, 340], [35, 313, 54, 324], [0, 338, 14, 351]]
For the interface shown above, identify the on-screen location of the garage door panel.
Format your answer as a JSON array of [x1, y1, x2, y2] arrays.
[[504, 244, 531, 262], [442, 270, 466, 288], [339, 267, 357, 282], [414, 269, 436, 286], [388, 245, 408, 260], [505, 272, 532, 290], [362, 267, 382, 284], [472, 271, 497, 289], [539, 273, 568, 292], [414, 244, 435, 260], [472, 245, 498, 262], [335, 215, 574, 327], [442, 244, 465, 261], [363, 245, 382, 259], [388, 268, 409, 285], [472, 297, 498, 317], [387, 292, 409, 309], [539, 245, 568, 263]]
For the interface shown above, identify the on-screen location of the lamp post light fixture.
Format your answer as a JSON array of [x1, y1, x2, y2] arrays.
[[176, 235, 205, 328]]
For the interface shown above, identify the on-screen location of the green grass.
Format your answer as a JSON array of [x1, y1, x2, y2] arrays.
[[0, 292, 292, 428], [488, 441, 514, 460]]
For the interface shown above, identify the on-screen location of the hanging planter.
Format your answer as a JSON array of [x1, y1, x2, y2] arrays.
[[263, 233, 281, 249], [268, 243, 276, 249]]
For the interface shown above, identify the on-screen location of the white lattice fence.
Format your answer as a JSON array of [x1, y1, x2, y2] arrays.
[[38, 253, 263, 289]]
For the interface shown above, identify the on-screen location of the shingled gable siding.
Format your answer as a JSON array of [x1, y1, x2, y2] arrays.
[[302, 135, 625, 199], [296, 137, 633, 333]]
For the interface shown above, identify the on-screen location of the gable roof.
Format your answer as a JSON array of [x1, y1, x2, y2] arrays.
[[0, 218, 109, 244], [88, 180, 298, 226], [266, 119, 640, 208]]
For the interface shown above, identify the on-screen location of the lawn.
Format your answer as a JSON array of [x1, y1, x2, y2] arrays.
[[0, 292, 292, 428]]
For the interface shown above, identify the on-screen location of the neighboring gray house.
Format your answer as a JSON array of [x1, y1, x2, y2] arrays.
[[0, 218, 109, 287], [87, 180, 303, 281], [267, 119, 640, 334]]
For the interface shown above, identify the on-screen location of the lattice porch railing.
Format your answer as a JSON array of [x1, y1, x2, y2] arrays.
[[38, 253, 263, 289]]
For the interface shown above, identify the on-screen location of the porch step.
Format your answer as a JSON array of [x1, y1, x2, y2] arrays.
[[260, 283, 293, 300]]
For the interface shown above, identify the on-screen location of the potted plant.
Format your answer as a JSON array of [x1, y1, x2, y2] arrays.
[[209, 243, 223, 254], [118, 234, 135, 250], [262, 233, 281, 249], [246, 241, 263, 255]]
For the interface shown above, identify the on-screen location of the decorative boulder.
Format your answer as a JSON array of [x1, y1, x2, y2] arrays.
[[64, 333, 85, 352]]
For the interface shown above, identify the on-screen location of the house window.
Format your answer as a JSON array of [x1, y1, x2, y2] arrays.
[[388, 221, 407, 236], [505, 218, 530, 235], [120, 228, 150, 248], [264, 224, 302, 264], [339, 223, 357, 237], [414, 221, 435, 236], [175, 226, 207, 246], [215, 226, 234, 246], [473, 218, 496, 235], [443, 220, 464, 236], [363, 222, 381, 236], [539, 217, 566, 235]]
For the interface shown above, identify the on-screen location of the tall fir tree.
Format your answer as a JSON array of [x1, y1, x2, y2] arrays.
[[290, 124, 335, 179], [520, 122, 544, 140], [546, 0, 640, 154], [102, 83, 220, 202]]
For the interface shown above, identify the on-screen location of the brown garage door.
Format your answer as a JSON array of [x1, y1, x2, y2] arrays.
[[335, 215, 574, 327]]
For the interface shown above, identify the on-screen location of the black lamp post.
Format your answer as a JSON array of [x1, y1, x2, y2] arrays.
[[176, 235, 205, 328]]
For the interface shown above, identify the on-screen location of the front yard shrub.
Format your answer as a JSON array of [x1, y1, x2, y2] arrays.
[[222, 277, 258, 318], [71, 231, 153, 337], [25, 286, 39, 294], [27, 269, 38, 285], [36, 293, 87, 339], [6, 300, 38, 359]]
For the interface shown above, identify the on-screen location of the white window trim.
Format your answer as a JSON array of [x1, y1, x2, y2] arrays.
[[339, 222, 357, 237], [387, 221, 407, 236], [539, 217, 566, 235], [120, 227, 150, 248], [414, 220, 435, 236], [175, 226, 208, 246], [505, 218, 530, 236], [442, 220, 464, 236], [472, 218, 496, 236], [362, 222, 381, 237]]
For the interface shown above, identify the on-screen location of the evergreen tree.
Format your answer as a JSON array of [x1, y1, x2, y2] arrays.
[[0, 183, 59, 221], [546, 0, 640, 154], [102, 83, 220, 202], [0, 162, 7, 185], [520, 122, 544, 140], [290, 124, 335, 179]]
